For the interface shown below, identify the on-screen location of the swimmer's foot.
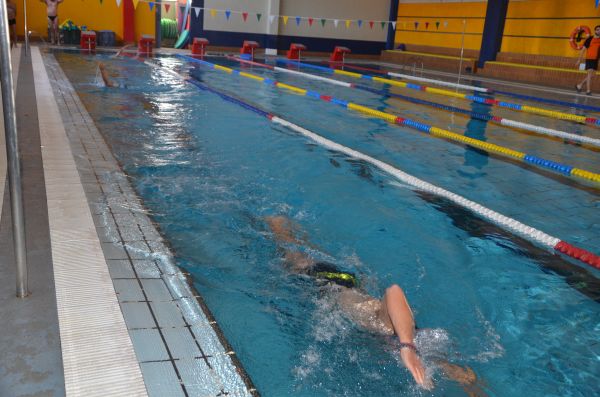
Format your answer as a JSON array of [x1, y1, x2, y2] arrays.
[[400, 345, 431, 389]]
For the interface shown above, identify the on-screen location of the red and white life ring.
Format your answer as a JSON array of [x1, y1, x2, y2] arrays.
[[570, 25, 591, 50]]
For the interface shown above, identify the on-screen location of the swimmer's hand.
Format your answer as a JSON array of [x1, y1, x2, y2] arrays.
[[400, 347, 432, 389]]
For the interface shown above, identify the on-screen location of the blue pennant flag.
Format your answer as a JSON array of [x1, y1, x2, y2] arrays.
[[296, 16, 301, 26], [148, 2, 154, 11], [597, 0, 600, 8], [225, 9, 231, 20], [358, 19, 363, 28]]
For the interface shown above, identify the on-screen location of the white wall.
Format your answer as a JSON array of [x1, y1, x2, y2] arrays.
[[279, 0, 391, 41], [202, 0, 391, 42]]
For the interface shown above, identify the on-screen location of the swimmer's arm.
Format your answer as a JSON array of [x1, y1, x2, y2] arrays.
[[98, 63, 115, 88], [435, 360, 489, 397]]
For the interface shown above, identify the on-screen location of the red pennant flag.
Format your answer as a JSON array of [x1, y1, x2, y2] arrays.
[[242, 12, 248, 22], [308, 17, 314, 26], [425, 22, 429, 29], [164, 3, 170, 13], [369, 21, 374, 29]]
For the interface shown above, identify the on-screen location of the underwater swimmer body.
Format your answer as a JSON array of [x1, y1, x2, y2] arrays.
[[267, 216, 489, 395]]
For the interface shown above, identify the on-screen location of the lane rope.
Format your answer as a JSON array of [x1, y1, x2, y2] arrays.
[[230, 56, 600, 148], [179, 55, 600, 185], [147, 58, 600, 271], [277, 59, 600, 126], [325, 61, 600, 113]]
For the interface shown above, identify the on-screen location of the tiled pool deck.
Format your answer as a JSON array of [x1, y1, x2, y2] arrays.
[[1, 46, 256, 396]]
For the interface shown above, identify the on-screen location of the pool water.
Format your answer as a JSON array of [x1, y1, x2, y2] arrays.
[[54, 52, 600, 397]]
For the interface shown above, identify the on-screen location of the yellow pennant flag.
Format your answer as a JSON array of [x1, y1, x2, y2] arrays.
[[210, 9, 216, 18], [345, 20, 351, 29], [283, 15, 289, 25], [132, 0, 139, 9]]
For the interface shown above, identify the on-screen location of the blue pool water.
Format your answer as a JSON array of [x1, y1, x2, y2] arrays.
[[55, 52, 600, 397]]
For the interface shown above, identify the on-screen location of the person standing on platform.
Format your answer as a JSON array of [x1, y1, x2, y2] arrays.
[[41, 0, 64, 45], [576, 25, 600, 95], [7, 0, 17, 48]]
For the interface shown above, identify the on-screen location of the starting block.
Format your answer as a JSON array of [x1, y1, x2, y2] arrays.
[[286, 43, 306, 60], [240, 40, 259, 61], [138, 34, 155, 55], [330, 46, 351, 63], [192, 38, 209, 56], [80, 31, 96, 52]]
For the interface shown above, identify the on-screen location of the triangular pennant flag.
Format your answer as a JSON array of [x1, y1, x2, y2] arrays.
[[443, 21, 448, 28], [391, 22, 396, 29], [345, 20, 351, 29], [269, 15, 275, 24], [132, 0, 139, 9], [425, 22, 429, 29], [357, 20, 363, 28], [116, 0, 121, 6], [148, 2, 154, 11], [436, 21, 440, 30], [210, 9, 216, 18], [402, 21, 406, 29], [414, 21, 418, 30], [295, 16, 301, 26], [242, 12, 248, 22], [164, 3, 170, 12], [369, 21, 374, 29], [283, 16, 289, 25], [334, 19, 339, 28], [194, 7, 200, 18], [597, 0, 599, 7], [308, 18, 314, 26], [321, 19, 326, 27], [257, 13, 262, 22], [225, 9, 231, 20], [380, 21, 386, 29], [99, 0, 103, 4]]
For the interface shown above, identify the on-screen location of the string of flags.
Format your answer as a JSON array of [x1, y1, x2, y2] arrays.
[[107, 0, 457, 31]]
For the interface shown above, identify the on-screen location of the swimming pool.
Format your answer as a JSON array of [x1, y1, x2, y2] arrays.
[[54, 51, 599, 397]]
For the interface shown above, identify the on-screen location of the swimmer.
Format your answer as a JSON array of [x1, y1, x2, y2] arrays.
[[97, 62, 126, 89], [266, 215, 488, 395], [41, 0, 64, 45]]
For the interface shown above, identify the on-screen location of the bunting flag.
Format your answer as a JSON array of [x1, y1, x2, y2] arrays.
[[148, 2, 154, 11], [436, 21, 440, 30], [345, 20, 351, 28], [99, 0, 103, 4], [194, 7, 201, 18], [596, 0, 599, 8], [402, 21, 406, 29], [391, 22, 396, 29], [295, 16, 301, 26], [443, 21, 448, 28], [164, 3, 170, 13], [225, 9, 231, 20], [283, 15, 289, 25], [425, 22, 429, 29], [242, 12, 248, 21], [357, 19, 363, 28], [321, 19, 326, 27], [414, 21, 419, 30], [308, 17, 314, 26], [334, 19, 339, 28], [369, 20, 374, 29], [380, 21, 386, 29], [256, 13, 262, 22], [269, 15, 276, 24], [210, 9, 216, 18], [116, 0, 121, 7], [132, 0, 139, 10]]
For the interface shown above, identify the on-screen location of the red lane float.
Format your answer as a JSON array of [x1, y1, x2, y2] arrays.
[[554, 241, 600, 269], [570, 25, 591, 50]]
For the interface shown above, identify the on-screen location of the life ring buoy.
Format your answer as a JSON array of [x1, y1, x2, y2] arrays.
[[570, 25, 591, 50]]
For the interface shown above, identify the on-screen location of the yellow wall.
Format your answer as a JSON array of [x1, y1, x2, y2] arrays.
[[395, 2, 487, 51], [12, 0, 155, 43], [504, 0, 600, 57]]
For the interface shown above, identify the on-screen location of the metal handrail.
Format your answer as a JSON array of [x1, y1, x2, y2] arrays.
[[0, 7, 29, 297]]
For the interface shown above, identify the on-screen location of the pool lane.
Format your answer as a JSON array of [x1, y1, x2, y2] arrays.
[[178, 55, 600, 186]]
